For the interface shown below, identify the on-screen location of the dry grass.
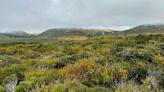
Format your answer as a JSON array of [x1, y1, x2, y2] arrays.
[[56, 36, 88, 41]]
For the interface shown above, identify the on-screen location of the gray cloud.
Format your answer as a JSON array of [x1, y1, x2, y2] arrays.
[[0, 0, 164, 33]]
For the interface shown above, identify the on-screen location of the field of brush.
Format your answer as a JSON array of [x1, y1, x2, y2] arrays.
[[0, 33, 164, 92]]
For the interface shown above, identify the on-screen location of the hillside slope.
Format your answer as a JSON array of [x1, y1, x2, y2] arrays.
[[124, 24, 164, 34], [38, 28, 112, 37]]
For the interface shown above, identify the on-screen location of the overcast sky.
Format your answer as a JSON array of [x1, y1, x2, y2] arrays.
[[0, 0, 164, 33]]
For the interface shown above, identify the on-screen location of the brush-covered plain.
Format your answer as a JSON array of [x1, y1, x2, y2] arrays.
[[0, 34, 164, 92]]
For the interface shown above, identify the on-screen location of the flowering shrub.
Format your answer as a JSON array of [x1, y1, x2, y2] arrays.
[[60, 58, 95, 81]]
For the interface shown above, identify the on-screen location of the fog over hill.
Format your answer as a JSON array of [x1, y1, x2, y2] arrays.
[[0, 24, 163, 38]]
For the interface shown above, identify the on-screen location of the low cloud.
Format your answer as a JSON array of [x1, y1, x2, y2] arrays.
[[0, 0, 164, 33]]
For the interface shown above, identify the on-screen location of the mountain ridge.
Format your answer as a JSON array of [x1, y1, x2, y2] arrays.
[[0, 24, 164, 38]]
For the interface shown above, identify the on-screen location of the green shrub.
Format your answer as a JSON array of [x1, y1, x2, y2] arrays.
[[15, 77, 37, 92], [127, 62, 147, 83], [0, 64, 27, 84], [0, 85, 5, 92], [122, 48, 155, 62], [159, 43, 164, 56], [135, 34, 151, 44], [114, 80, 139, 92], [2, 74, 17, 85], [54, 54, 85, 69], [24, 68, 58, 84]]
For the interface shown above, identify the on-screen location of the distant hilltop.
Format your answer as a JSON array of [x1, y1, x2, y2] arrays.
[[124, 24, 164, 34], [5, 31, 30, 36]]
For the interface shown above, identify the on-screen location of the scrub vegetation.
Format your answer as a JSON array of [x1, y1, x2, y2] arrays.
[[0, 32, 163, 92]]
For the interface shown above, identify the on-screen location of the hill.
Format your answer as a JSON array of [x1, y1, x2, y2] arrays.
[[124, 24, 164, 34], [38, 28, 112, 37], [6, 31, 30, 36], [0, 31, 35, 38]]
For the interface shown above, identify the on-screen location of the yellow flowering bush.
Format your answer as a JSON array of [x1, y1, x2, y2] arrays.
[[102, 68, 115, 83], [136, 61, 146, 68], [25, 68, 46, 78], [154, 55, 164, 65], [96, 48, 109, 56], [60, 58, 95, 81], [24, 68, 58, 83], [119, 68, 128, 80]]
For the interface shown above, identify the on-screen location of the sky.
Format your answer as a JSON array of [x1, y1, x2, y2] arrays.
[[0, 0, 164, 33]]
